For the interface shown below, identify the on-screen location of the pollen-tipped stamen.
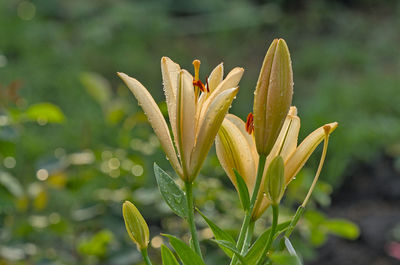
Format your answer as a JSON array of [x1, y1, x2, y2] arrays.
[[192, 59, 208, 96]]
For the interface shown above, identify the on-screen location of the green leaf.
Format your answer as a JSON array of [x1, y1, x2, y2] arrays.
[[162, 234, 205, 265], [80, 72, 112, 105], [244, 221, 290, 264], [211, 240, 247, 265], [161, 245, 180, 265], [323, 219, 360, 239], [25, 103, 65, 123], [284, 237, 303, 265], [234, 169, 250, 211], [269, 253, 301, 265], [0, 171, 23, 197], [197, 209, 235, 257], [154, 163, 188, 219]]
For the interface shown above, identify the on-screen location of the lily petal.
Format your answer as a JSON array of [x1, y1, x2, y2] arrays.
[[225, 114, 259, 170], [176, 70, 196, 177], [207, 63, 224, 92], [190, 87, 239, 179], [285, 122, 338, 184], [161, 57, 181, 150], [268, 109, 300, 161], [215, 117, 257, 192], [118, 72, 183, 177], [196, 67, 244, 136]]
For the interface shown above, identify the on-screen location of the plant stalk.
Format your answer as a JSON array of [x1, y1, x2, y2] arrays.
[[242, 220, 255, 253], [185, 181, 203, 260], [257, 204, 279, 265], [230, 154, 267, 265], [140, 248, 153, 265]]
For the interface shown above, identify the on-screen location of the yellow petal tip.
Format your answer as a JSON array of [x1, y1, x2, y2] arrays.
[[324, 122, 339, 135]]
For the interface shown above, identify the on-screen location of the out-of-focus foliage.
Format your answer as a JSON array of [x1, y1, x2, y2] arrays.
[[0, 0, 399, 264]]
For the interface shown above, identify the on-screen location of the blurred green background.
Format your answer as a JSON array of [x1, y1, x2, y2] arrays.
[[1, 0, 400, 264]]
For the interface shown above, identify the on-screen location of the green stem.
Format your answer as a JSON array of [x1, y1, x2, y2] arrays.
[[257, 204, 279, 265], [284, 205, 305, 238], [140, 248, 153, 265], [230, 154, 267, 265], [185, 181, 203, 260], [242, 220, 255, 253]]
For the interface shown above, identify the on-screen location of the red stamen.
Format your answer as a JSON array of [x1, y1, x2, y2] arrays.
[[193, 80, 207, 93], [245, 112, 254, 134]]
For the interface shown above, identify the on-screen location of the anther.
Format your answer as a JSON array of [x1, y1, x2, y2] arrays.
[[245, 112, 254, 134]]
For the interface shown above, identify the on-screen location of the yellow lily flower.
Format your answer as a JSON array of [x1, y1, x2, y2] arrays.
[[118, 57, 243, 182], [215, 107, 338, 219]]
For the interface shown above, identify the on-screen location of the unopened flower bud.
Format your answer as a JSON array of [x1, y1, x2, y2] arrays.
[[122, 201, 149, 250], [253, 39, 293, 155], [264, 156, 285, 205]]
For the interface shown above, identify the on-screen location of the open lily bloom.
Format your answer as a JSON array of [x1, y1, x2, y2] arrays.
[[118, 57, 244, 182], [215, 107, 338, 219]]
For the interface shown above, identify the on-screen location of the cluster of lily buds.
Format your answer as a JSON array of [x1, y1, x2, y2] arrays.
[[118, 58, 243, 182], [215, 39, 338, 220]]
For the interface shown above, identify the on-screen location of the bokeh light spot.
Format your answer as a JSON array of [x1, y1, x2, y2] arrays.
[[17, 1, 36, 21], [3, 157, 16, 168], [36, 169, 49, 181], [151, 236, 163, 248], [131, 165, 143, 176]]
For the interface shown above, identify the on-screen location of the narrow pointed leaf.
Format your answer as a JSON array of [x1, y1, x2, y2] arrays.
[[154, 163, 188, 219], [163, 234, 205, 265], [161, 245, 180, 265], [234, 170, 250, 211], [284, 237, 303, 265], [197, 209, 235, 257], [211, 240, 247, 265], [269, 253, 302, 265]]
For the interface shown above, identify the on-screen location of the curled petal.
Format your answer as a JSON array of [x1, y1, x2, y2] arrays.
[[285, 122, 338, 184], [190, 87, 239, 180], [215, 117, 257, 193], [225, 114, 259, 166], [118, 72, 183, 177]]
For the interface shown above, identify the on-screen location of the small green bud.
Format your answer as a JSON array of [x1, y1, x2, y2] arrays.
[[264, 156, 285, 205], [122, 201, 149, 250]]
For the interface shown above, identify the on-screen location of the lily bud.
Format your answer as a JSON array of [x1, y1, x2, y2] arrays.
[[264, 156, 285, 205], [122, 201, 149, 250], [253, 38, 293, 155]]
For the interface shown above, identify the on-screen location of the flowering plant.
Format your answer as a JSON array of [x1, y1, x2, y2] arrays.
[[119, 39, 337, 265]]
